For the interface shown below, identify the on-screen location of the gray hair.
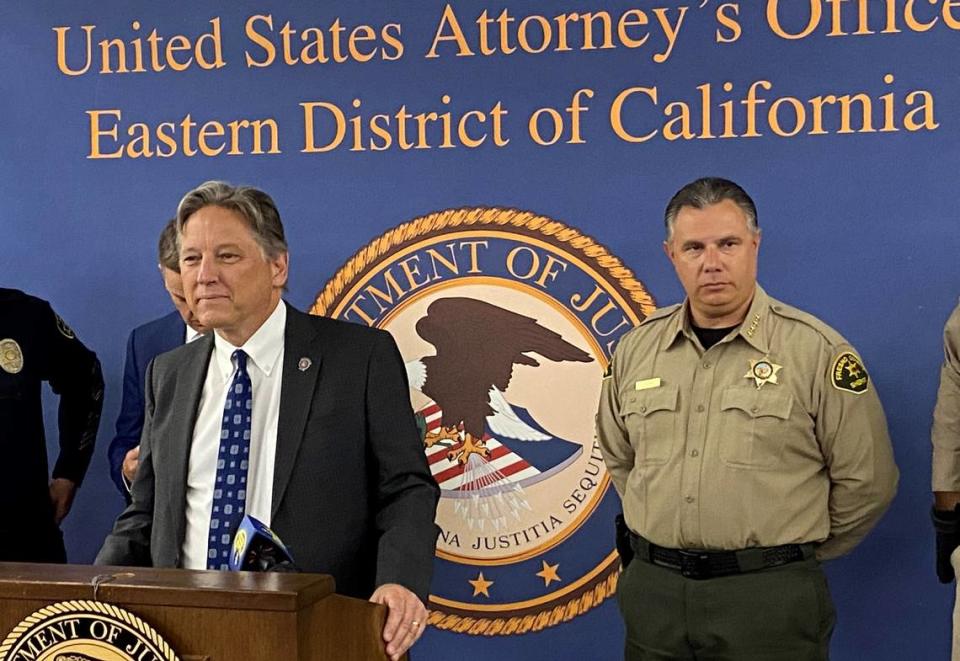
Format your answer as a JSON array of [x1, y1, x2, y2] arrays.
[[664, 177, 758, 241], [157, 218, 179, 272], [176, 181, 288, 259]]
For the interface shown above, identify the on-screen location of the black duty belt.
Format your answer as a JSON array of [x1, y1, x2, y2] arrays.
[[629, 533, 813, 580]]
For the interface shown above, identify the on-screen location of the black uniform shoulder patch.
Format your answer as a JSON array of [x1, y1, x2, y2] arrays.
[[831, 351, 869, 394], [55, 313, 76, 339]]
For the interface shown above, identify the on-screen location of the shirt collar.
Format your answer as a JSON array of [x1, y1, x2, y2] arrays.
[[660, 283, 770, 354], [735, 284, 770, 354], [212, 301, 287, 380], [660, 303, 688, 351]]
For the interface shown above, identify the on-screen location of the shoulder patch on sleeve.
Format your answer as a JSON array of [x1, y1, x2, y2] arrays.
[[831, 351, 869, 394], [55, 314, 76, 340], [0, 339, 23, 374]]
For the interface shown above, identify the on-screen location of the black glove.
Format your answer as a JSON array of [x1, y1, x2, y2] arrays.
[[931, 505, 960, 583], [615, 513, 634, 569]]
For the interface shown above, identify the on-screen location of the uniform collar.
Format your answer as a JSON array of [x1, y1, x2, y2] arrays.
[[660, 284, 770, 354], [212, 300, 286, 379], [660, 304, 689, 351], [735, 285, 770, 354]]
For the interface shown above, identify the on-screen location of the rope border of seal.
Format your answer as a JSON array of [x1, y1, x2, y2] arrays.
[[310, 207, 655, 318], [0, 600, 179, 660], [426, 567, 620, 635]]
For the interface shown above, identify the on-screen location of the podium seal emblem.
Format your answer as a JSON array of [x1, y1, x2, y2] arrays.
[[0, 600, 179, 661]]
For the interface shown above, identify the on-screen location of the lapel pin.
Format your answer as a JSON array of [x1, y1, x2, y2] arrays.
[[298, 357, 312, 372]]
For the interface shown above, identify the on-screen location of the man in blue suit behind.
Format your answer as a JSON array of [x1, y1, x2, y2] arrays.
[[107, 220, 208, 500]]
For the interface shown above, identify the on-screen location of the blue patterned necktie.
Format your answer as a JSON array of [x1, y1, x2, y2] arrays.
[[207, 349, 252, 570]]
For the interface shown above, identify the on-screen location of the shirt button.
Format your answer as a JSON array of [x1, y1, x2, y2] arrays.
[[639, 405, 647, 413], [685, 496, 695, 503], [751, 406, 759, 413], [702, 361, 711, 369], [696, 404, 705, 412], [690, 449, 700, 457]]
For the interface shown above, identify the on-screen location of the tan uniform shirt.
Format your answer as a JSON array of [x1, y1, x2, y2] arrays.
[[932, 303, 960, 491], [597, 285, 898, 560]]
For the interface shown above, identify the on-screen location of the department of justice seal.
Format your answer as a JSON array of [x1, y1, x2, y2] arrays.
[[0, 600, 179, 661], [313, 207, 655, 635], [0, 339, 23, 374]]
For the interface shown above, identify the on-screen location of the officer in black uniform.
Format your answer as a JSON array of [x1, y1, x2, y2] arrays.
[[0, 288, 103, 562]]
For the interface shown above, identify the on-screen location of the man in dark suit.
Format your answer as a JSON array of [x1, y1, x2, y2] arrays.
[[97, 181, 439, 661], [107, 220, 208, 500]]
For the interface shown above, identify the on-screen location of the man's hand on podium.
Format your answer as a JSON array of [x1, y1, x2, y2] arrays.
[[370, 583, 427, 660]]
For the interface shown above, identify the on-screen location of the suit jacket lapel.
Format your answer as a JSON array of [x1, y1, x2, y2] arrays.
[[273, 304, 323, 518], [166, 334, 213, 550]]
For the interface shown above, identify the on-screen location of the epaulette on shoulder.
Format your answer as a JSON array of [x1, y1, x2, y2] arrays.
[[770, 300, 847, 348], [640, 303, 681, 326]]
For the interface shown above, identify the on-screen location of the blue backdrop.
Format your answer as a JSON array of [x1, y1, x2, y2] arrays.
[[2, 1, 958, 658]]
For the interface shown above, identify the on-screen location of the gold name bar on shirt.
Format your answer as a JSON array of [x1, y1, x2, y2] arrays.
[[635, 377, 661, 391]]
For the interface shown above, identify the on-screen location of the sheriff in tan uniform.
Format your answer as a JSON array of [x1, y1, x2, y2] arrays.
[[597, 177, 898, 661], [931, 303, 960, 659]]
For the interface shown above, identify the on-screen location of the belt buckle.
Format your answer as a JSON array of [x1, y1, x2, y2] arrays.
[[678, 550, 712, 579]]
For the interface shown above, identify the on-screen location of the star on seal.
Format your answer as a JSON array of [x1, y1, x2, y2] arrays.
[[744, 358, 782, 389]]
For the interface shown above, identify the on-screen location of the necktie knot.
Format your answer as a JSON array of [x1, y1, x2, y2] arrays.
[[233, 349, 248, 372]]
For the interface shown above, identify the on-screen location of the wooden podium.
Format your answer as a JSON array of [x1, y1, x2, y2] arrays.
[[0, 563, 398, 660]]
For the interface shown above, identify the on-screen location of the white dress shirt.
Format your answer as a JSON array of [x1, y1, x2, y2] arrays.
[[181, 302, 286, 569]]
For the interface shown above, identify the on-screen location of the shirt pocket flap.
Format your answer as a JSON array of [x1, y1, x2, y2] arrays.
[[720, 386, 793, 420], [625, 383, 679, 417]]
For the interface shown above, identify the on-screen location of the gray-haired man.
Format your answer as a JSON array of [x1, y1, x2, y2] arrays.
[[98, 181, 440, 661]]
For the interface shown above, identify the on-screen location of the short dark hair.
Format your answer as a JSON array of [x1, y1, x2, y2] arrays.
[[664, 177, 758, 240], [157, 218, 179, 271], [176, 181, 288, 259]]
